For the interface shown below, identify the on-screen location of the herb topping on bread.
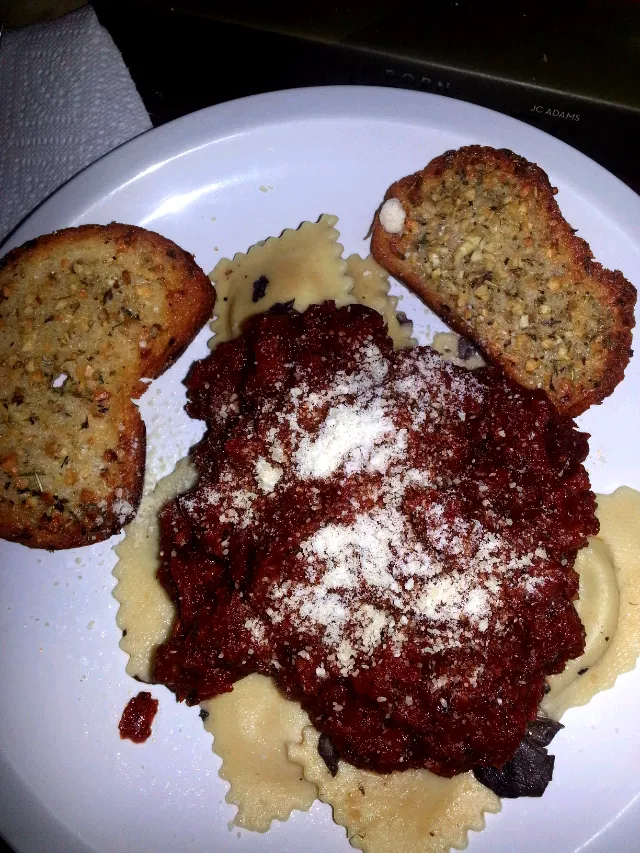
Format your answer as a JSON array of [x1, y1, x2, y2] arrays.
[[0, 223, 214, 549], [371, 146, 636, 416]]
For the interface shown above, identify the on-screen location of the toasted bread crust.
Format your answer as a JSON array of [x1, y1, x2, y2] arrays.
[[0, 223, 214, 549], [372, 146, 636, 416]]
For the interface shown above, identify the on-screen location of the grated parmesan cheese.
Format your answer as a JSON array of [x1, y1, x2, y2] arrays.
[[176, 325, 568, 702], [255, 457, 283, 493], [379, 198, 406, 234], [243, 342, 552, 676]]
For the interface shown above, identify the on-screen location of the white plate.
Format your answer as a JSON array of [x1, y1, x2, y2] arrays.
[[1, 87, 639, 853]]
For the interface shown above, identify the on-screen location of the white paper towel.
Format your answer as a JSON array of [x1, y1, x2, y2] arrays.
[[0, 5, 152, 244]]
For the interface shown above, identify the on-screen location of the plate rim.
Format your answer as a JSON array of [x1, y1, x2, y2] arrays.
[[2, 85, 639, 256]]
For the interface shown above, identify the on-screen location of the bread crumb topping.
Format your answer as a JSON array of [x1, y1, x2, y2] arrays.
[[372, 146, 636, 417], [0, 224, 213, 547]]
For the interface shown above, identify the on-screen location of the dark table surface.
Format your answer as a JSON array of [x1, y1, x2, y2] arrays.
[[93, 0, 640, 196]]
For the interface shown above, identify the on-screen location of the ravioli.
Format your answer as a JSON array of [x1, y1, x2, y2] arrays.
[[112, 214, 639, 851]]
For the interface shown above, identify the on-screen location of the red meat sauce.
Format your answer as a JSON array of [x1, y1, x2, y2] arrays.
[[153, 302, 598, 776], [118, 691, 159, 743]]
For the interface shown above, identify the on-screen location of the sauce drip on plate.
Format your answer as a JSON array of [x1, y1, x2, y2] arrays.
[[119, 691, 159, 743]]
